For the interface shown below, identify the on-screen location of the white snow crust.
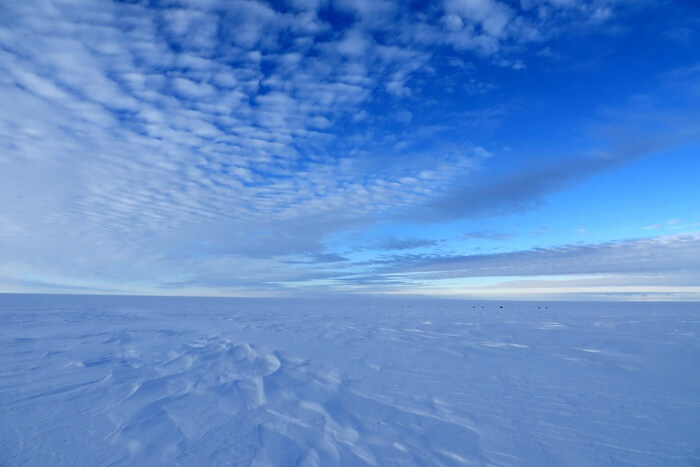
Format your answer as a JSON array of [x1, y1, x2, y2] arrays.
[[1, 295, 699, 466]]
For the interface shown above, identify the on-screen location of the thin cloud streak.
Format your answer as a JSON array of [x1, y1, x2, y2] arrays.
[[374, 233, 700, 279]]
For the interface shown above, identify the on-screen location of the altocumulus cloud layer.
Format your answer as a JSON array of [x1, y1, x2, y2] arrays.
[[0, 0, 699, 297]]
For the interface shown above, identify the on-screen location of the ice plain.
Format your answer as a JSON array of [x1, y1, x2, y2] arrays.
[[1, 294, 699, 466]]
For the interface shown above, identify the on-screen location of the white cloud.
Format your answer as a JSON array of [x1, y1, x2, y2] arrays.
[[383, 233, 700, 278], [0, 0, 689, 294], [445, 0, 514, 38], [171, 77, 217, 99], [336, 28, 374, 57]]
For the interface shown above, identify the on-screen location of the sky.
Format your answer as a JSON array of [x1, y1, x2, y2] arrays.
[[1, 0, 699, 300]]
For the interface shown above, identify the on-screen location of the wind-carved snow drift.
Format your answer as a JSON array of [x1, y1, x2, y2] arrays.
[[1, 295, 699, 466]]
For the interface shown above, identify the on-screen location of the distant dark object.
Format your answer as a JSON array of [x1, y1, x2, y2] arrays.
[[499, 306, 503, 309], [538, 306, 541, 309]]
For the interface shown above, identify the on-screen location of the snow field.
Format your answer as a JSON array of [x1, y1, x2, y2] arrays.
[[1, 295, 699, 466]]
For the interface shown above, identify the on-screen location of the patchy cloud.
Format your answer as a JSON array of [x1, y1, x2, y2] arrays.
[[0, 0, 697, 296]]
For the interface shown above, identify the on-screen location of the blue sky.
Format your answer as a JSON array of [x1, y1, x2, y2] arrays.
[[1, 0, 699, 299]]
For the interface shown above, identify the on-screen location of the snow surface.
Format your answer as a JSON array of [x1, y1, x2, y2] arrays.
[[1, 294, 699, 466]]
